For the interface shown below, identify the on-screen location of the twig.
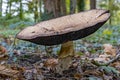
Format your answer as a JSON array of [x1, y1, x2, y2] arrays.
[[8, 36, 17, 57], [8, 36, 17, 52]]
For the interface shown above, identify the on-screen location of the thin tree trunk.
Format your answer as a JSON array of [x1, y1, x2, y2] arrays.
[[38, 0, 42, 20], [19, 0, 23, 20], [54, 0, 61, 17], [7, 0, 12, 18], [0, 0, 2, 16], [60, 0, 67, 15], [34, 0, 39, 22], [70, 0, 77, 14], [108, 0, 114, 25], [90, 0, 96, 9], [9, 0, 12, 16], [77, 0, 85, 12], [43, 0, 54, 20]]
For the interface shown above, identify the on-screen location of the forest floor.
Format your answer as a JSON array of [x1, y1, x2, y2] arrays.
[[0, 25, 120, 80], [0, 39, 120, 80]]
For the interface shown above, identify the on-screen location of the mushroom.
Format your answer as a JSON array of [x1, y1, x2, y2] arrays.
[[16, 9, 110, 73]]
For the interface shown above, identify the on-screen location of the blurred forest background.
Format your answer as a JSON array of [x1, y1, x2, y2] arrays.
[[0, 0, 120, 79], [0, 0, 120, 53]]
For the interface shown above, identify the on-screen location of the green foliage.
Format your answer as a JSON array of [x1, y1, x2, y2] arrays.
[[101, 66, 119, 75], [0, 14, 35, 29], [0, 29, 20, 37], [103, 28, 112, 36], [98, 0, 120, 25], [66, 0, 70, 13], [9, 21, 34, 29], [0, 0, 120, 54], [40, 12, 54, 21], [83, 25, 120, 45], [77, 0, 85, 11]]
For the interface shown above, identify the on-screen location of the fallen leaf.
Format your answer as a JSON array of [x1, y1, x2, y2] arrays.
[[94, 57, 110, 63], [0, 45, 8, 60], [0, 45, 7, 54], [74, 73, 82, 79], [83, 70, 102, 77], [72, 62, 79, 68], [44, 58, 58, 70], [13, 50, 21, 55], [103, 44, 116, 56], [111, 62, 120, 67], [0, 65, 23, 79], [110, 62, 120, 72]]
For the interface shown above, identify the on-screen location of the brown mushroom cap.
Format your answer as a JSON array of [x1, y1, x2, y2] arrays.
[[16, 9, 110, 46]]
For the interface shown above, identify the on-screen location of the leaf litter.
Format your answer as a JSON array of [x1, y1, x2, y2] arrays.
[[0, 36, 120, 79]]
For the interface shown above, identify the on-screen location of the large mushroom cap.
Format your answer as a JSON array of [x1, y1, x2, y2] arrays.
[[17, 9, 110, 46]]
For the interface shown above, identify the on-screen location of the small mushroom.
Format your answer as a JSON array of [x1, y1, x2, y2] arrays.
[[16, 9, 110, 73]]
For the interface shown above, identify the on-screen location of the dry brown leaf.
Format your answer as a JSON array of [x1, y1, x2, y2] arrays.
[[110, 62, 120, 67], [74, 73, 82, 79], [72, 62, 79, 68], [110, 62, 120, 71], [92, 44, 117, 64], [0, 45, 7, 54], [0, 65, 22, 79], [93, 54, 110, 63], [0, 45, 8, 61], [0, 54, 8, 61], [103, 44, 117, 56], [83, 70, 102, 77], [99, 54, 111, 58], [44, 58, 58, 70], [94, 57, 110, 63], [11, 65, 25, 72], [56, 56, 72, 74]]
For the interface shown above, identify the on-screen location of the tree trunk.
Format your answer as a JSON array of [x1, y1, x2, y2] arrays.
[[19, 0, 23, 20], [108, 0, 114, 25], [0, 0, 2, 16], [9, 0, 12, 17], [60, 0, 67, 15], [43, 0, 61, 18], [70, 0, 77, 14], [34, 0, 39, 23], [90, 0, 96, 9], [38, 0, 42, 20], [77, 0, 85, 12], [7, 0, 12, 18]]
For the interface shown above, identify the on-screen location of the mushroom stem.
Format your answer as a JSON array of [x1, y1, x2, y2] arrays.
[[59, 41, 74, 58], [56, 41, 74, 73]]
